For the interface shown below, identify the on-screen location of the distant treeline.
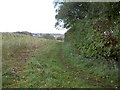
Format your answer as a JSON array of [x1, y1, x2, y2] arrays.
[[15, 31, 32, 36]]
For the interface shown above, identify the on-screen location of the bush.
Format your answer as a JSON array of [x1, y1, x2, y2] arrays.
[[56, 36, 63, 40], [65, 18, 120, 62], [42, 34, 55, 40]]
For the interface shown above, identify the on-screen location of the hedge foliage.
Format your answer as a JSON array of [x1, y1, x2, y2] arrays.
[[55, 2, 120, 62]]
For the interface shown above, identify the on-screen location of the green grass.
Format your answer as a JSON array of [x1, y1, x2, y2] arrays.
[[2, 33, 55, 88], [2, 33, 49, 60], [63, 43, 119, 88], [0, 33, 2, 89], [2, 33, 119, 88], [2, 33, 50, 72], [4, 42, 102, 88]]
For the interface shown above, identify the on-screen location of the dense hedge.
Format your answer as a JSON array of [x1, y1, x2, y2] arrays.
[[55, 2, 120, 62], [55, 2, 120, 87], [65, 18, 120, 62]]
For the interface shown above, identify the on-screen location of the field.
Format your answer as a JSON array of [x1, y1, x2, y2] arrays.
[[2, 33, 119, 88], [2, 33, 54, 88]]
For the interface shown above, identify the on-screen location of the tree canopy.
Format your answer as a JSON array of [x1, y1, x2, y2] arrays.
[[55, 2, 120, 62], [42, 34, 55, 40], [55, 2, 120, 29]]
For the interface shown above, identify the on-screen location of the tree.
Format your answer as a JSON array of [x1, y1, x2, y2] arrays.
[[56, 36, 64, 40], [42, 34, 55, 40], [55, 2, 120, 29], [55, 2, 89, 29], [55, 2, 120, 62]]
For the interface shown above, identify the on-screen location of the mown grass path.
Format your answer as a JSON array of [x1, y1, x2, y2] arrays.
[[3, 41, 112, 88]]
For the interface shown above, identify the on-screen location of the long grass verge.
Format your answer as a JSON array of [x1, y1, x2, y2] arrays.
[[63, 43, 119, 88]]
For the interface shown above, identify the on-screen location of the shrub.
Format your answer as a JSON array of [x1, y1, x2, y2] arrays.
[[42, 34, 55, 40], [56, 36, 64, 40]]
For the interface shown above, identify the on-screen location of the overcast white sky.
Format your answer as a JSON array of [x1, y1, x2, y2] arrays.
[[0, 0, 67, 34]]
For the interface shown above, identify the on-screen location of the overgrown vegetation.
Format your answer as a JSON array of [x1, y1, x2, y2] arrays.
[[55, 2, 120, 87], [2, 2, 120, 88], [2, 33, 51, 87], [63, 43, 118, 88], [56, 36, 64, 40], [42, 34, 55, 40], [2, 33, 47, 60], [3, 40, 118, 88]]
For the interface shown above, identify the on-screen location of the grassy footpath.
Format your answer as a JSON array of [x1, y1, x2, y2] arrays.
[[63, 43, 118, 88], [3, 34, 118, 88], [4, 41, 105, 88]]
